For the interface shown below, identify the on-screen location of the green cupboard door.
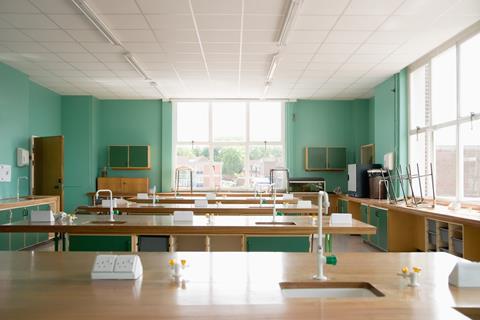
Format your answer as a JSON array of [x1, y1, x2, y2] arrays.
[[129, 146, 149, 168], [360, 205, 369, 241], [306, 147, 327, 170], [10, 209, 25, 250], [25, 208, 38, 247], [109, 146, 129, 168], [377, 209, 388, 251], [0, 210, 10, 250], [246, 236, 310, 252], [369, 207, 379, 247], [69, 235, 132, 252], [327, 147, 346, 170], [337, 199, 348, 213], [37, 205, 50, 243]]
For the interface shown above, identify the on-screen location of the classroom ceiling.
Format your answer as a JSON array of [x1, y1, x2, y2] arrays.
[[0, 0, 479, 100]]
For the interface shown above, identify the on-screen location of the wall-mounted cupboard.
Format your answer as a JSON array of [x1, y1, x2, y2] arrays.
[[108, 145, 151, 170], [305, 147, 346, 171]]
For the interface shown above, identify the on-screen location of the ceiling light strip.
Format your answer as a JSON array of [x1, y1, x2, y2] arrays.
[[266, 54, 279, 83], [188, 0, 211, 80], [71, 0, 121, 46], [277, 0, 303, 46], [124, 54, 150, 80], [237, 0, 245, 92]]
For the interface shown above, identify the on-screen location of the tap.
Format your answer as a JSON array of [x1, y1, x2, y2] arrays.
[[314, 191, 337, 281], [95, 189, 114, 222], [271, 183, 277, 220], [151, 185, 156, 205], [16, 176, 28, 200]]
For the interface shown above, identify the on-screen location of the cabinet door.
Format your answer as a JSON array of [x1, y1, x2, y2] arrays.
[[306, 147, 327, 170], [69, 235, 132, 251], [369, 207, 379, 246], [109, 146, 129, 168], [377, 209, 388, 251], [327, 147, 346, 170], [97, 177, 123, 194], [0, 210, 10, 250], [122, 177, 149, 194], [129, 146, 150, 168], [360, 205, 369, 241], [10, 209, 26, 250], [246, 236, 310, 252], [337, 199, 348, 213]]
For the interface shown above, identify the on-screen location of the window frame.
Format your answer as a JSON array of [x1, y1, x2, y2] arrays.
[[172, 100, 286, 191], [408, 32, 480, 204]]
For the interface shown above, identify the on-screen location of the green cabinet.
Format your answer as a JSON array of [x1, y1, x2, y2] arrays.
[[0, 210, 10, 250], [305, 147, 347, 171], [337, 199, 348, 213], [69, 235, 132, 251], [368, 207, 388, 251], [108, 145, 150, 170], [246, 236, 310, 252], [360, 204, 369, 241]]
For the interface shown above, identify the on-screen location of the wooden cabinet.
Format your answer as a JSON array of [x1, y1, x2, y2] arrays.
[[108, 145, 151, 170], [97, 177, 149, 195], [305, 147, 346, 171]]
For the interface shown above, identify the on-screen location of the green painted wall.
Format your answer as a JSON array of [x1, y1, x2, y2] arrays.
[[0, 63, 61, 200], [285, 99, 370, 192], [368, 97, 375, 144], [97, 99, 162, 189], [161, 101, 172, 191]]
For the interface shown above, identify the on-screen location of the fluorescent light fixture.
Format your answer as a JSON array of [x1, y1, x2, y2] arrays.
[[124, 53, 150, 80], [277, 0, 303, 46], [71, 0, 121, 46], [149, 81, 165, 98], [266, 54, 279, 83], [263, 81, 271, 97]]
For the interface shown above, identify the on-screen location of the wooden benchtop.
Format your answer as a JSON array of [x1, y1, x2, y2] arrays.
[[77, 202, 318, 215], [337, 194, 480, 227], [0, 195, 59, 211], [0, 214, 375, 235], [129, 195, 299, 204], [0, 251, 477, 320]]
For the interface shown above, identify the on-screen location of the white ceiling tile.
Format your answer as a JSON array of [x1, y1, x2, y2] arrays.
[[243, 30, 277, 42], [0, 14, 57, 29], [395, 0, 453, 16], [325, 31, 372, 43], [82, 69, 116, 77], [345, 0, 404, 15], [145, 14, 193, 29], [36, 61, 75, 70], [168, 53, 203, 62], [0, 29, 32, 41], [31, 0, 79, 14], [81, 42, 124, 53], [356, 43, 399, 54], [42, 41, 87, 53], [301, 0, 350, 15], [58, 52, 99, 62], [243, 15, 282, 30], [313, 53, 350, 63], [288, 30, 328, 43], [134, 53, 169, 62], [317, 43, 360, 54], [192, 0, 242, 14], [123, 42, 164, 53], [101, 15, 149, 29], [154, 29, 197, 42], [282, 43, 319, 53], [347, 54, 386, 63], [196, 14, 241, 29], [446, 0, 480, 16], [379, 15, 437, 32], [93, 53, 124, 62], [294, 15, 338, 30], [335, 15, 387, 31], [66, 29, 105, 41], [242, 43, 277, 54], [4, 42, 49, 53], [367, 31, 412, 44], [0, 1, 40, 13], [137, 0, 190, 14], [115, 29, 156, 42], [245, 0, 287, 14], [201, 30, 240, 42], [48, 14, 93, 29], [0, 17, 10, 28], [88, 0, 141, 14], [70, 61, 108, 70], [281, 53, 313, 62], [308, 62, 341, 71], [51, 69, 86, 77], [22, 29, 73, 41], [206, 53, 238, 63], [21, 52, 61, 62]]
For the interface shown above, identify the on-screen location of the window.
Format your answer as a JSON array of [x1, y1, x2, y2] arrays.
[[174, 101, 284, 190], [409, 32, 480, 203]]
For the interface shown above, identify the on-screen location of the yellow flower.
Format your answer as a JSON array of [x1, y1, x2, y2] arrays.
[[401, 266, 409, 274], [181, 259, 187, 267], [413, 267, 422, 273], [169, 259, 175, 267]]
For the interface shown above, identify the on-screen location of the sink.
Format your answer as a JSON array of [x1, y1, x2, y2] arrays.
[[255, 221, 296, 225], [249, 205, 274, 208], [454, 307, 480, 320], [87, 221, 127, 224], [280, 282, 384, 299]]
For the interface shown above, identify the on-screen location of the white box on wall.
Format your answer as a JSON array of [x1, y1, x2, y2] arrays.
[[17, 148, 29, 167], [0, 164, 12, 182]]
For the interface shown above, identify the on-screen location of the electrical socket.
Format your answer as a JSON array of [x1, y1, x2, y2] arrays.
[[92, 255, 116, 273], [113, 255, 136, 273]]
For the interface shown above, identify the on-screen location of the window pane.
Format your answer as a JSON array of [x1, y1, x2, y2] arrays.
[[431, 47, 457, 125], [409, 133, 428, 197], [460, 33, 480, 117], [212, 102, 246, 142], [213, 146, 246, 189], [434, 126, 456, 197], [175, 145, 213, 189], [176, 102, 209, 142], [461, 120, 480, 199], [249, 145, 284, 188], [249, 102, 282, 141], [409, 66, 426, 129]]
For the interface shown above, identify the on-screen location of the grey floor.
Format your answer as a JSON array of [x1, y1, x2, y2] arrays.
[[30, 234, 380, 253]]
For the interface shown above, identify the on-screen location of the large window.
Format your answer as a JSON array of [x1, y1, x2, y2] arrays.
[[409, 31, 480, 203], [173, 101, 285, 190]]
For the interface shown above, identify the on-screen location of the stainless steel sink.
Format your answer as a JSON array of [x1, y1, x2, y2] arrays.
[[280, 282, 384, 299], [87, 221, 127, 224], [255, 221, 296, 225]]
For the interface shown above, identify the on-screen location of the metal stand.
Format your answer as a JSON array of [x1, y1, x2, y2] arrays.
[[174, 166, 193, 196]]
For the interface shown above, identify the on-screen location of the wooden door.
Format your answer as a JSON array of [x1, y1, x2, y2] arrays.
[[33, 136, 64, 211]]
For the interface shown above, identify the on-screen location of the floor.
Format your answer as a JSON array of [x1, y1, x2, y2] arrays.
[[30, 234, 380, 253]]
